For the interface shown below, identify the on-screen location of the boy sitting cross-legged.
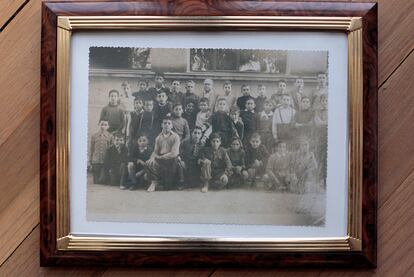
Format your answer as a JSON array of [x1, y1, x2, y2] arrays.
[[127, 135, 152, 190], [145, 115, 181, 192], [199, 133, 232, 193]]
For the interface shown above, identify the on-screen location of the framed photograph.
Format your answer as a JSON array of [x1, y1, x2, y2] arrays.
[[40, 0, 378, 267]]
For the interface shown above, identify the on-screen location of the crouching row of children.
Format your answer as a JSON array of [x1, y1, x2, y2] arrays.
[[89, 114, 318, 193]]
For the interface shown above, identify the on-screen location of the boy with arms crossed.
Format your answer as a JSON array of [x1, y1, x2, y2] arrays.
[[145, 115, 181, 192]]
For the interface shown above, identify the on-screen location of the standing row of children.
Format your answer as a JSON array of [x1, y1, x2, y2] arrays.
[[89, 72, 328, 192]]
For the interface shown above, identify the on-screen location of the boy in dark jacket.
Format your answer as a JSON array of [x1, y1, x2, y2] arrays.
[[127, 135, 152, 190], [210, 98, 237, 148], [104, 132, 129, 188], [245, 133, 269, 185], [240, 97, 259, 146]]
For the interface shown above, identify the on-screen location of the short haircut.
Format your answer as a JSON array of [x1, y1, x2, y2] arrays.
[[186, 80, 195, 85], [134, 96, 144, 102], [163, 114, 173, 122], [274, 140, 286, 149], [264, 99, 273, 106], [121, 81, 129, 87], [108, 89, 119, 97], [250, 133, 261, 141], [173, 102, 183, 109], [278, 79, 287, 84], [156, 90, 167, 96], [246, 96, 255, 103], [113, 132, 124, 139], [210, 133, 222, 141], [171, 79, 180, 84], [229, 106, 240, 114], [199, 97, 210, 105], [301, 96, 310, 102], [99, 117, 109, 123], [138, 78, 148, 85], [136, 134, 148, 141], [320, 94, 328, 101], [204, 78, 213, 85], [144, 99, 154, 104], [192, 126, 203, 133], [154, 72, 165, 78], [217, 97, 227, 104], [231, 136, 243, 145], [223, 81, 232, 87], [241, 84, 250, 90]]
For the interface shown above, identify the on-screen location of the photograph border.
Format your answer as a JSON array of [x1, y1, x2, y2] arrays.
[[40, 0, 377, 267]]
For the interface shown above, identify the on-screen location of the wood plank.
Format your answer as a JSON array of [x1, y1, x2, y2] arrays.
[[0, 176, 39, 266], [0, 0, 41, 147], [0, 226, 107, 277], [378, 0, 414, 85], [378, 51, 414, 206], [0, 0, 27, 31]]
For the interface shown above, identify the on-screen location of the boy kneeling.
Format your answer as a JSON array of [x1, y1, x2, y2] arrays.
[[145, 115, 181, 192], [199, 133, 232, 193]]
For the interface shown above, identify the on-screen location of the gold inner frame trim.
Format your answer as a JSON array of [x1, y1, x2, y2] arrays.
[[55, 16, 363, 252]]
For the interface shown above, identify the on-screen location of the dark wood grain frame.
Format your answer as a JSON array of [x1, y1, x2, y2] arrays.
[[40, 0, 377, 268]]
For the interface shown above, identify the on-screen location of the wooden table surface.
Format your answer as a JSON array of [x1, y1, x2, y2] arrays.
[[0, 0, 413, 275]]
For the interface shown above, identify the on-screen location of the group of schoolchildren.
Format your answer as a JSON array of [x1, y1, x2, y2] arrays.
[[89, 72, 328, 193]]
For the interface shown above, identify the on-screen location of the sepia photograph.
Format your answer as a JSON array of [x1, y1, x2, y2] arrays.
[[86, 46, 329, 226]]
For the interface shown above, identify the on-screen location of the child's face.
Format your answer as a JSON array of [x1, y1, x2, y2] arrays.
[[171, 80, 180, 92], [231, 140, 241, 151], [211, 138, 221, 150], [258, 86, 266, 96], [144, 101, 154, 112], [122, 83, 131, 94], [192, 129, 202, 142], [199, 102, 209, 112], [250, 137, 261, 149], [99, 120, 109, 131], [245, 99, 255, 111], [109, 92, 119, 106], [134, 99, 143, 112], [173, 105, 183, 117], [318, 74, 327, 87], [156, 92, 168, 104], [277, 143, 287, 154], [281, 96, 291, 106], [264, 102, 273, 112], [155, 76, 164, 86], [186, 82, 195, 93], [299, 141, 309, 152], [278, 82, 287, 92], [137, 136, 149, 148], [223, 84, 232, 94], [229, 111, 239, 121], [217, 100, 227, 112], [138, 81, 147, 91], [114, 136, 124, 147], [295, 79, 304, 89], [300, 98, 311, 110], [185, 102, 195, 113], [204, 81, 212, 92], [321, 97, 328, 109], [162, 120, 173, 132], [241, 86, 251, 96]]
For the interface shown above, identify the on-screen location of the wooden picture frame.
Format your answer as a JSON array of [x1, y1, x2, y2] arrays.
[[40, 0, 377, 267]]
